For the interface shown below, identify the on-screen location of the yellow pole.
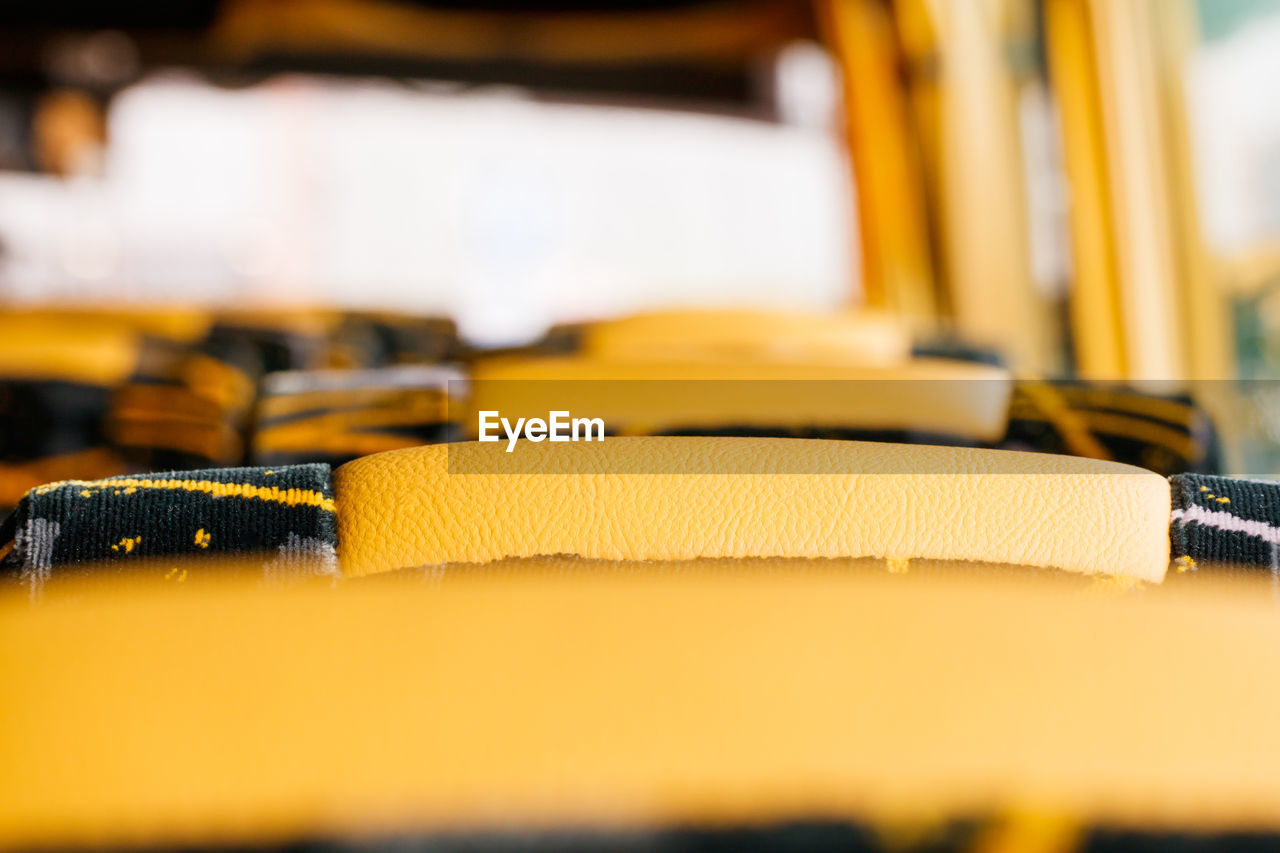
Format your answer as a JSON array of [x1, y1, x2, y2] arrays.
[[822, 0, 939, 330], [1087, 0, 1187, 380], [926, 0, 1045, 372], [1044, 0, 1127, 378]]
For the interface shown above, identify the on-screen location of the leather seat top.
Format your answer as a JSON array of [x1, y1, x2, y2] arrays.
[[468, 357, 1013, 440], [579, 308, 911, 365], [332, 437, 1170, 581]]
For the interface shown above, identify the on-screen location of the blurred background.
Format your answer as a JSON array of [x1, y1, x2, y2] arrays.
[[4, 0, 1278, 364], [2, 0, 1280, 493]]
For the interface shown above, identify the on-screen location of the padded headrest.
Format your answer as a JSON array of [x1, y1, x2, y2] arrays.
[[331, 437, 1170, 581], [468, 357, 1013, 441], [579, 309, 912, 365]]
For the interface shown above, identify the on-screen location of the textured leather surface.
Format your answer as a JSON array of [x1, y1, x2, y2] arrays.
[[580, 308, 912, 365], [332, 437, 1170, 581], [5, 568, 1280, 850], [468, 357, 1012, 441], [364, 555, 1092, 586]]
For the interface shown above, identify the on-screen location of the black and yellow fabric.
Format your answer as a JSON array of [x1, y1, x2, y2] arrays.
[[107, 380, 247, 470], [1170, 474, 1280, 572], [250, 366, 463, 468], [1002, 381, 1222, 476], [330, 313, 461, 367], [0, 464, 337, 593], [0, 447, 126, 517], [0, 378, 129, 512], [107, 314, 335, 472], [0, 315, 144, 512], [106, 337, 254, 472], [0, 380, 116, 467], [204, 312, 336, 377], [911, 337, 1005, 367]]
